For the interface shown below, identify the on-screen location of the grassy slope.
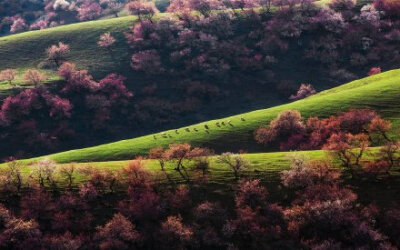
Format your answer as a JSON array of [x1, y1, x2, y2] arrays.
[[0, 16, 136, 78], [24, 69, 400, 163]]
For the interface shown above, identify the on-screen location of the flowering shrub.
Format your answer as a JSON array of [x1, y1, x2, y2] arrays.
[[368, 66, 382, 76], [289, 83, 317, 101]]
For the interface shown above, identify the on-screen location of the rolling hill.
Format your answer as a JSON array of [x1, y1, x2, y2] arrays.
[[22, 69, 400, 164], [0, 16, 136, 79], [0, 0, 372, 79]]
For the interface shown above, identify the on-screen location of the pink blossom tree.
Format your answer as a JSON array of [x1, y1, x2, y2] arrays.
[[0, 69, 18, 86], [30, 20, 49, 31], [126, 0, 159, 22], [98, 32, 116, 51], [46, 42, 70, 67], [100, 0, 124, 17], [227, 0, 260, 10], [289, 83, 317, 101], [23, 69, 47, 87], [77, 1, 102, 20], [10, 16, 27, 33], [368, 66, 382, 76]]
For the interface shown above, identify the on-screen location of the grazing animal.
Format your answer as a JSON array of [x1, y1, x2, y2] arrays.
[[221, 121, 225, 126], [194, 128, 198, 132], [241, 116, 245, 121], [175, 129, 179, 134], [204, 124, 209, 130], [216, 122, 220, 127], [228, 120, 232, 124], [185, 128, 190, 132]]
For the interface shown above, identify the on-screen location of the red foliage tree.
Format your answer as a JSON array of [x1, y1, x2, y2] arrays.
[[43, 232, 83, 250], [254, 110, 305, 145], [323, 133, 371, 178], [0, 217, 42, 249], [0, 86, 72, 151], [224, 179, 287, 249], [95, 213, 142, 249], [336, 109, 379, 134], [158, 215, 194, 249]]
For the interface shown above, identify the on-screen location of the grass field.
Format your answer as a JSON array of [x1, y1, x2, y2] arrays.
[[14, 69, 399, 163]]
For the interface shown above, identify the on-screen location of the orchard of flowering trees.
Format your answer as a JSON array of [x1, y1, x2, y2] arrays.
[[0, 0, 399, 158], [124, 0, 400, 88], [0, 149, 398, 249], [0, 1, 399, 249]]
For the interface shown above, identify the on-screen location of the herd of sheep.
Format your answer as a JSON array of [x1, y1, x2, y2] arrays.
[[153, 116, 246, 140]]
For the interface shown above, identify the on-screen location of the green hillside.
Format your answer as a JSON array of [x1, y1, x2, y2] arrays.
[[0, 16, 136, 78], [24, 69, 400, 163]]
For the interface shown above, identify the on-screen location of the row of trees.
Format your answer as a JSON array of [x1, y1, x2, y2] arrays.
[[255, 109, 400, 179], [0, 151, 398, 249]]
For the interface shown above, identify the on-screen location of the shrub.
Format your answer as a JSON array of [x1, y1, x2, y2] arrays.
[[98, 32, 116, 49], [368, 66, 382, 76], [289, 83, 317, 101]]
